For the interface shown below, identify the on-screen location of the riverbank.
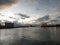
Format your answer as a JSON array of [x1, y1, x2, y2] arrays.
[[41, 24, 60, 27]]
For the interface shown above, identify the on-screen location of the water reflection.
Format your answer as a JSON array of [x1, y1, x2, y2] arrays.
[[0, 27, 59, 45]]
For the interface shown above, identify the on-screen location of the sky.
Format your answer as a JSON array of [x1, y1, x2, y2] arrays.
[[0, 0, 60, 23]]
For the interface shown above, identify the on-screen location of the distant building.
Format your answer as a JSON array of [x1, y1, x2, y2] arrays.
[[5, 22, 14, 28], [0, 22, 14, 28]]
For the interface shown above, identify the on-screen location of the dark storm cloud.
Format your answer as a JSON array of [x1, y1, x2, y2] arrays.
[[0, 0, 19, 10]]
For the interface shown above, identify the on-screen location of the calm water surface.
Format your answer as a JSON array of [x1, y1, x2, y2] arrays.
[[0, 27, 59, 45]]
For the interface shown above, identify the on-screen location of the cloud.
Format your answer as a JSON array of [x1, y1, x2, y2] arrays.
[[45, 0, 60, 19], [15, 13, 30, 19], [0, 0, 19, 10]]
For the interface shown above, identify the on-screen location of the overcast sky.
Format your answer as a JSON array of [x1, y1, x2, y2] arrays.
[[0, 0, 60, 20]]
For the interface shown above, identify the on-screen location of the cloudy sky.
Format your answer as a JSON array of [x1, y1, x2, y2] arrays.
[[0, 0, 60, 23]]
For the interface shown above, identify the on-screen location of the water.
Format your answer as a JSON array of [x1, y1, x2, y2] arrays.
[[0, 27, 59, 45]]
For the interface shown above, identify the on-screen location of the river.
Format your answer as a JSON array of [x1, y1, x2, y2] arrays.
[[0, 27, 59, 45]]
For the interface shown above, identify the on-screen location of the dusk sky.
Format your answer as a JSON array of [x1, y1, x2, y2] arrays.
[[0, 0, 60, 23]]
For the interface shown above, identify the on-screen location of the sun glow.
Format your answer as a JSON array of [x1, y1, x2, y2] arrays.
[[0, 10, 17, 22], [22, 18, 37, 24], [0, 10, 37, 24]]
